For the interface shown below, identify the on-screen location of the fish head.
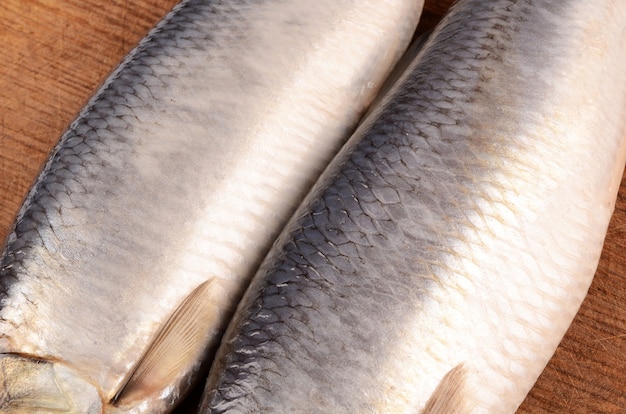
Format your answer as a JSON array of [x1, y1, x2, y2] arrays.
[[0, 353, 103, 413], [0, 352, 204, 413]]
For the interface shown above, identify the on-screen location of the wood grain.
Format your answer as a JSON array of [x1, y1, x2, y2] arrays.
[[0, 1, 624, 412]]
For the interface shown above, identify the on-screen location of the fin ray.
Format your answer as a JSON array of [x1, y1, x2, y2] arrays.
[[112, 280, 220, 405], [421, 363, 474, 414]]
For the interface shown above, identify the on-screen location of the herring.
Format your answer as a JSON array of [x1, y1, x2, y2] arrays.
[[200, 0, 626, 412], [0, 0, 422, 412]]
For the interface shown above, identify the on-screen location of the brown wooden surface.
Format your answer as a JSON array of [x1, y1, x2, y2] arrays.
[[0, 1, 624, 412]]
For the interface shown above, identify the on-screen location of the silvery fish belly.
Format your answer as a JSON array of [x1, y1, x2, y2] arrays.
[[200, 0, 626, 413], [0, 0, 422, 412]]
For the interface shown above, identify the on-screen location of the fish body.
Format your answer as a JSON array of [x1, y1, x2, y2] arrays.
[[201, 0, 626, 412], [0, 0, 422, 412]]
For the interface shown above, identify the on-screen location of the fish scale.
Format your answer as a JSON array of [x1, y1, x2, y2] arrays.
[[0, 0, 422, 412], [200, 0, 626, 412]]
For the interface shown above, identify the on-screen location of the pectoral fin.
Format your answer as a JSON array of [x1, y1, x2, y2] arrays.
[[421, 363, 474, 414], [112, 280, 221, 405]]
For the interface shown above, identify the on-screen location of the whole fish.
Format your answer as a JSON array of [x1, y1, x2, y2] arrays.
[[0, 0, 422, 412], [200, 0, 626, 413]]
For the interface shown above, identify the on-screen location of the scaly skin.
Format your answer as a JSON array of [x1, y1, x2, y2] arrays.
[[0, 0, 422, 412], [201, 1, 626, 412]]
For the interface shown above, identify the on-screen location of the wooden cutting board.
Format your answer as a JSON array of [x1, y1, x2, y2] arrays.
[[0, 1, 624, 412]]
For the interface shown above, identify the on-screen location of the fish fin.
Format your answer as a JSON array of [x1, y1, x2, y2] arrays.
[[112, 280, 220, 405], [421, 363, 474, 414]]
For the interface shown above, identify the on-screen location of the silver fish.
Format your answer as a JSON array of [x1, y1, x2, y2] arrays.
[[200, 0, 626, 412], [0, 0, 422, 412]]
